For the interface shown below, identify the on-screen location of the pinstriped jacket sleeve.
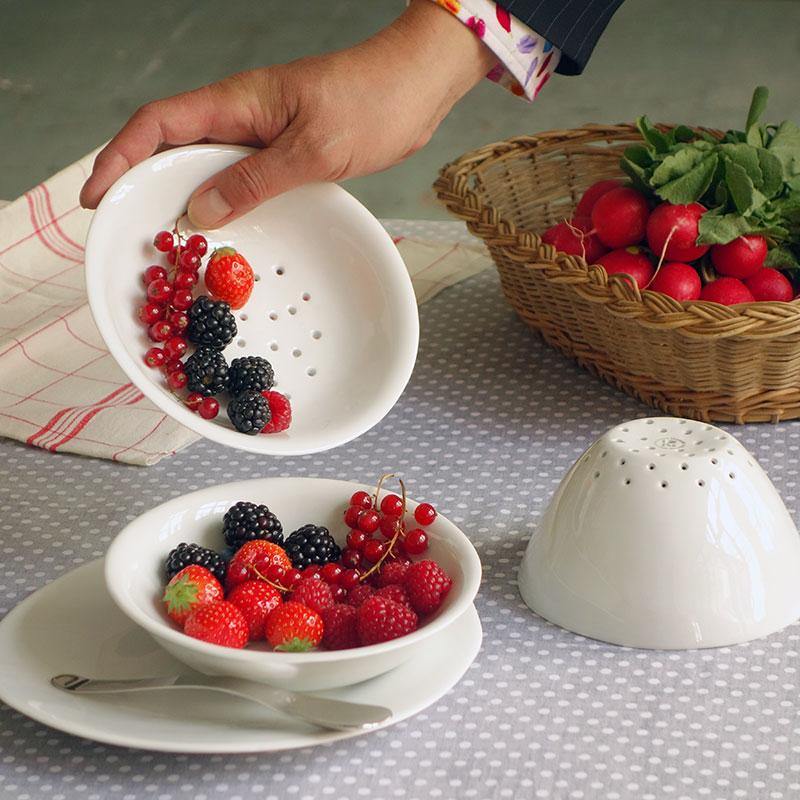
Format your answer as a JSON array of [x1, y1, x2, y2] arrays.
[[496, 0, 624, 74]]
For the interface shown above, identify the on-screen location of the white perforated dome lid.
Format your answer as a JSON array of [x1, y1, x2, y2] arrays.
[[519, 417, 800, 649]]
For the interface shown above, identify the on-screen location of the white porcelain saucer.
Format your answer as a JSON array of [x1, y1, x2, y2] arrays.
[[0, 561, 481, 753]]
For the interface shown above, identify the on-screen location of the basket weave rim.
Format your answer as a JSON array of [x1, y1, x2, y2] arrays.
[[434, 123, 800, 340]]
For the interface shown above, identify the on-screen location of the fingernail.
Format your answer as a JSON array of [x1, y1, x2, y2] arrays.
[[187, 188, 232, 229]]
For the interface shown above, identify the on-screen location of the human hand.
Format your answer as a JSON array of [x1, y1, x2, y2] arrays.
[[79, 0, 495, 228]]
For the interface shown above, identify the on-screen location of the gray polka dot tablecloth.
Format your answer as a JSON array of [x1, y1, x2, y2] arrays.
[[2, 265, 800, 800]]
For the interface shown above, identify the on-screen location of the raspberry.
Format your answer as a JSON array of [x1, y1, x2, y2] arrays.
[[404, 560, 452, 615], [289, 577, 335, 614], [345, 583, 374, 607], [357, 596, 418, 645], [374, 583, 412, 608], [376, 559, 410, 587], [260, 391, 292, 433], [320, 603, 359, 650], [226, 580, 282, 641]]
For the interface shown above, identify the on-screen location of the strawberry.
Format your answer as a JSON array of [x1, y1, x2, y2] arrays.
[[225, 539, 292, 591], [205, 247, 254, 309], [260, 391, 292, 434], [162, 565, 223, 626], [289, 577, 335, 614], [345, 583, 374, 607], [321, 603, 359, 650], [184, 600, 248, 648], [404, 560, 453, 615], [374, 583, 412, 608], [357, 596, 418, 646], [265, 601, 323, 651], [376, 559, 410, 587], [226, 580, 282, 641]]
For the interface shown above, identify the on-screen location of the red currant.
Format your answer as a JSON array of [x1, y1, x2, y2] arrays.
[[167, 370, 188, 390], [142, 265, 168, 286], [143, 347, 165, 368], [166, 247, 181, 266], [198, 397, 219, 420], [302, 566, 322, 580], [380, 494, 403, 517], [179, 250, 201, 271], [321, 563, 343, 584], [332, 586, 347, 602], [147, 279, 173, 305], [163, 336, 188, 361], [284, 568, 303, 590], [358, 510, 380, 534], [344, 505, 362, 528], [185, 392, 203, 411], [171, 289, 194, 311], [153, 230, 174, 252], [341, 548, 362, 569], [138, 302, 165, 325], [363, 540, 386, 563], [167, 310, 189, 332], [186, 234, 208, 256], [148, 321, 172, 342], [404, 528, 429, 555], [414, 503, 437, 526], [379, 515, 402, 540], [174, 270, 197, 290], [346, 530, 368, 551], [164, 359, 184, 374], [350, 491, 373, 510], [266, 564, 286, 583], [339, 569, 360, 590]]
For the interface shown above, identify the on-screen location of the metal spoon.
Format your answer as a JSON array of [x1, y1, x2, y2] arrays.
[[51, 673, 392, 732]]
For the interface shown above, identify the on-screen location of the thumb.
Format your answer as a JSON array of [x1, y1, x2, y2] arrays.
[[187, 138, 314, 229]]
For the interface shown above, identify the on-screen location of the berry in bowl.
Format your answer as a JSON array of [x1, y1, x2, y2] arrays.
[[105, 476, 481, 691], [85, 144, 419, 455]]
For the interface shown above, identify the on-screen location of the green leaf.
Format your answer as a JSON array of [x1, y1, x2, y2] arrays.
[[619, 157, 651, 195], [746, 125, 763, 148], [765, 246, 800, 269], [714, 181, 728, 207], [655, 153, 718, 204], [725, 160, 766, 214], [623, 144, 653, 168], [275, 637, 316, 653], [636, 115, 670, 154], [768, 120, 800, 177], [756, 148, 784, 197], [162, 574, 199, 615], [720, 144, 763, 186], [697, 130, 721, 145], [745, 86, 770, 132], [672, 125, 697, 143], [697, 211, 756, 245], [651, 145, 709, 187]]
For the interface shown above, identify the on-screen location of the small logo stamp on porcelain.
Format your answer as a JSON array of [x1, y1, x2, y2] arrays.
[[655, 437, 685, 451]]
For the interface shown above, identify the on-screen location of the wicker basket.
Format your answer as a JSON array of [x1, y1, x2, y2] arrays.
[[435, 124, 800, 423]]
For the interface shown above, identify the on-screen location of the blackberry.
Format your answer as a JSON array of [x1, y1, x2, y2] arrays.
[[184, 347, 229, 397], [284, 525, 342, 570], [227, 356, 275, 396], [227, 389, 270, 434], [222, 501, 284, 550], [186, 295, 237, 349], [165, 542, 227, 584]]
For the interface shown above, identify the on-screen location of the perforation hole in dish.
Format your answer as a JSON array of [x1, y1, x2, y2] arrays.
[[593, 471, 600, 479], [681, 463, 688, 471], [302, 292, 311, 302], [292, 349, 302, 358], [269, 311, 278, 321], [711, 458, 719, 465], [239, 313, 248, 321], [307, 367, 317, 377], [269, 341, 279, 352], [311, 330, 322, 340], [620, 458, 627, 466], [288, 306, 297, 315], [601, 451, 607, 458], [648, 464, 656, 471], [274, 266, 285, 276], [660, 481, 669, 489], [698, 479, 706, 487], [237, 338, 246, 348], [729, 472, 736, 480], [624, 479, 632, 486], [254, 273, 261, 282]]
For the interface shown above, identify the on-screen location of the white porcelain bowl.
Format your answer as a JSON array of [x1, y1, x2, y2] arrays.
[[519, 417, 800, 649], [85, 145, 419, 456], [105, 477, 481, 691]]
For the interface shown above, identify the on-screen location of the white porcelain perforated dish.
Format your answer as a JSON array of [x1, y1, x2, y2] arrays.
[[105, 477, 482, 692], [85, 145, 419, 455], [519, 417, 800, 649]]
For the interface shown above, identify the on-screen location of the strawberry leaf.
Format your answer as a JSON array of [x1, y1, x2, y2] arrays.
[[275, 637, 316, 653], [163, 574, 199, 614]]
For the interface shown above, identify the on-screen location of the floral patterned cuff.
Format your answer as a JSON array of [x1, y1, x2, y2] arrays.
[[429, 0, 560, 100]]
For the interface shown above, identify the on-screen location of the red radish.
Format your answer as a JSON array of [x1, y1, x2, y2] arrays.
[[590, 187, 650, 249], [541, 217, 607, 263], [648, 262, 702, 301], [646, 202, 709, 262], [700, 277, 755, 305], [710, 235, 768, 279], [597, 247, 654, 289], [744, 268, 794, 302], [575, 179, 622, 218]]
